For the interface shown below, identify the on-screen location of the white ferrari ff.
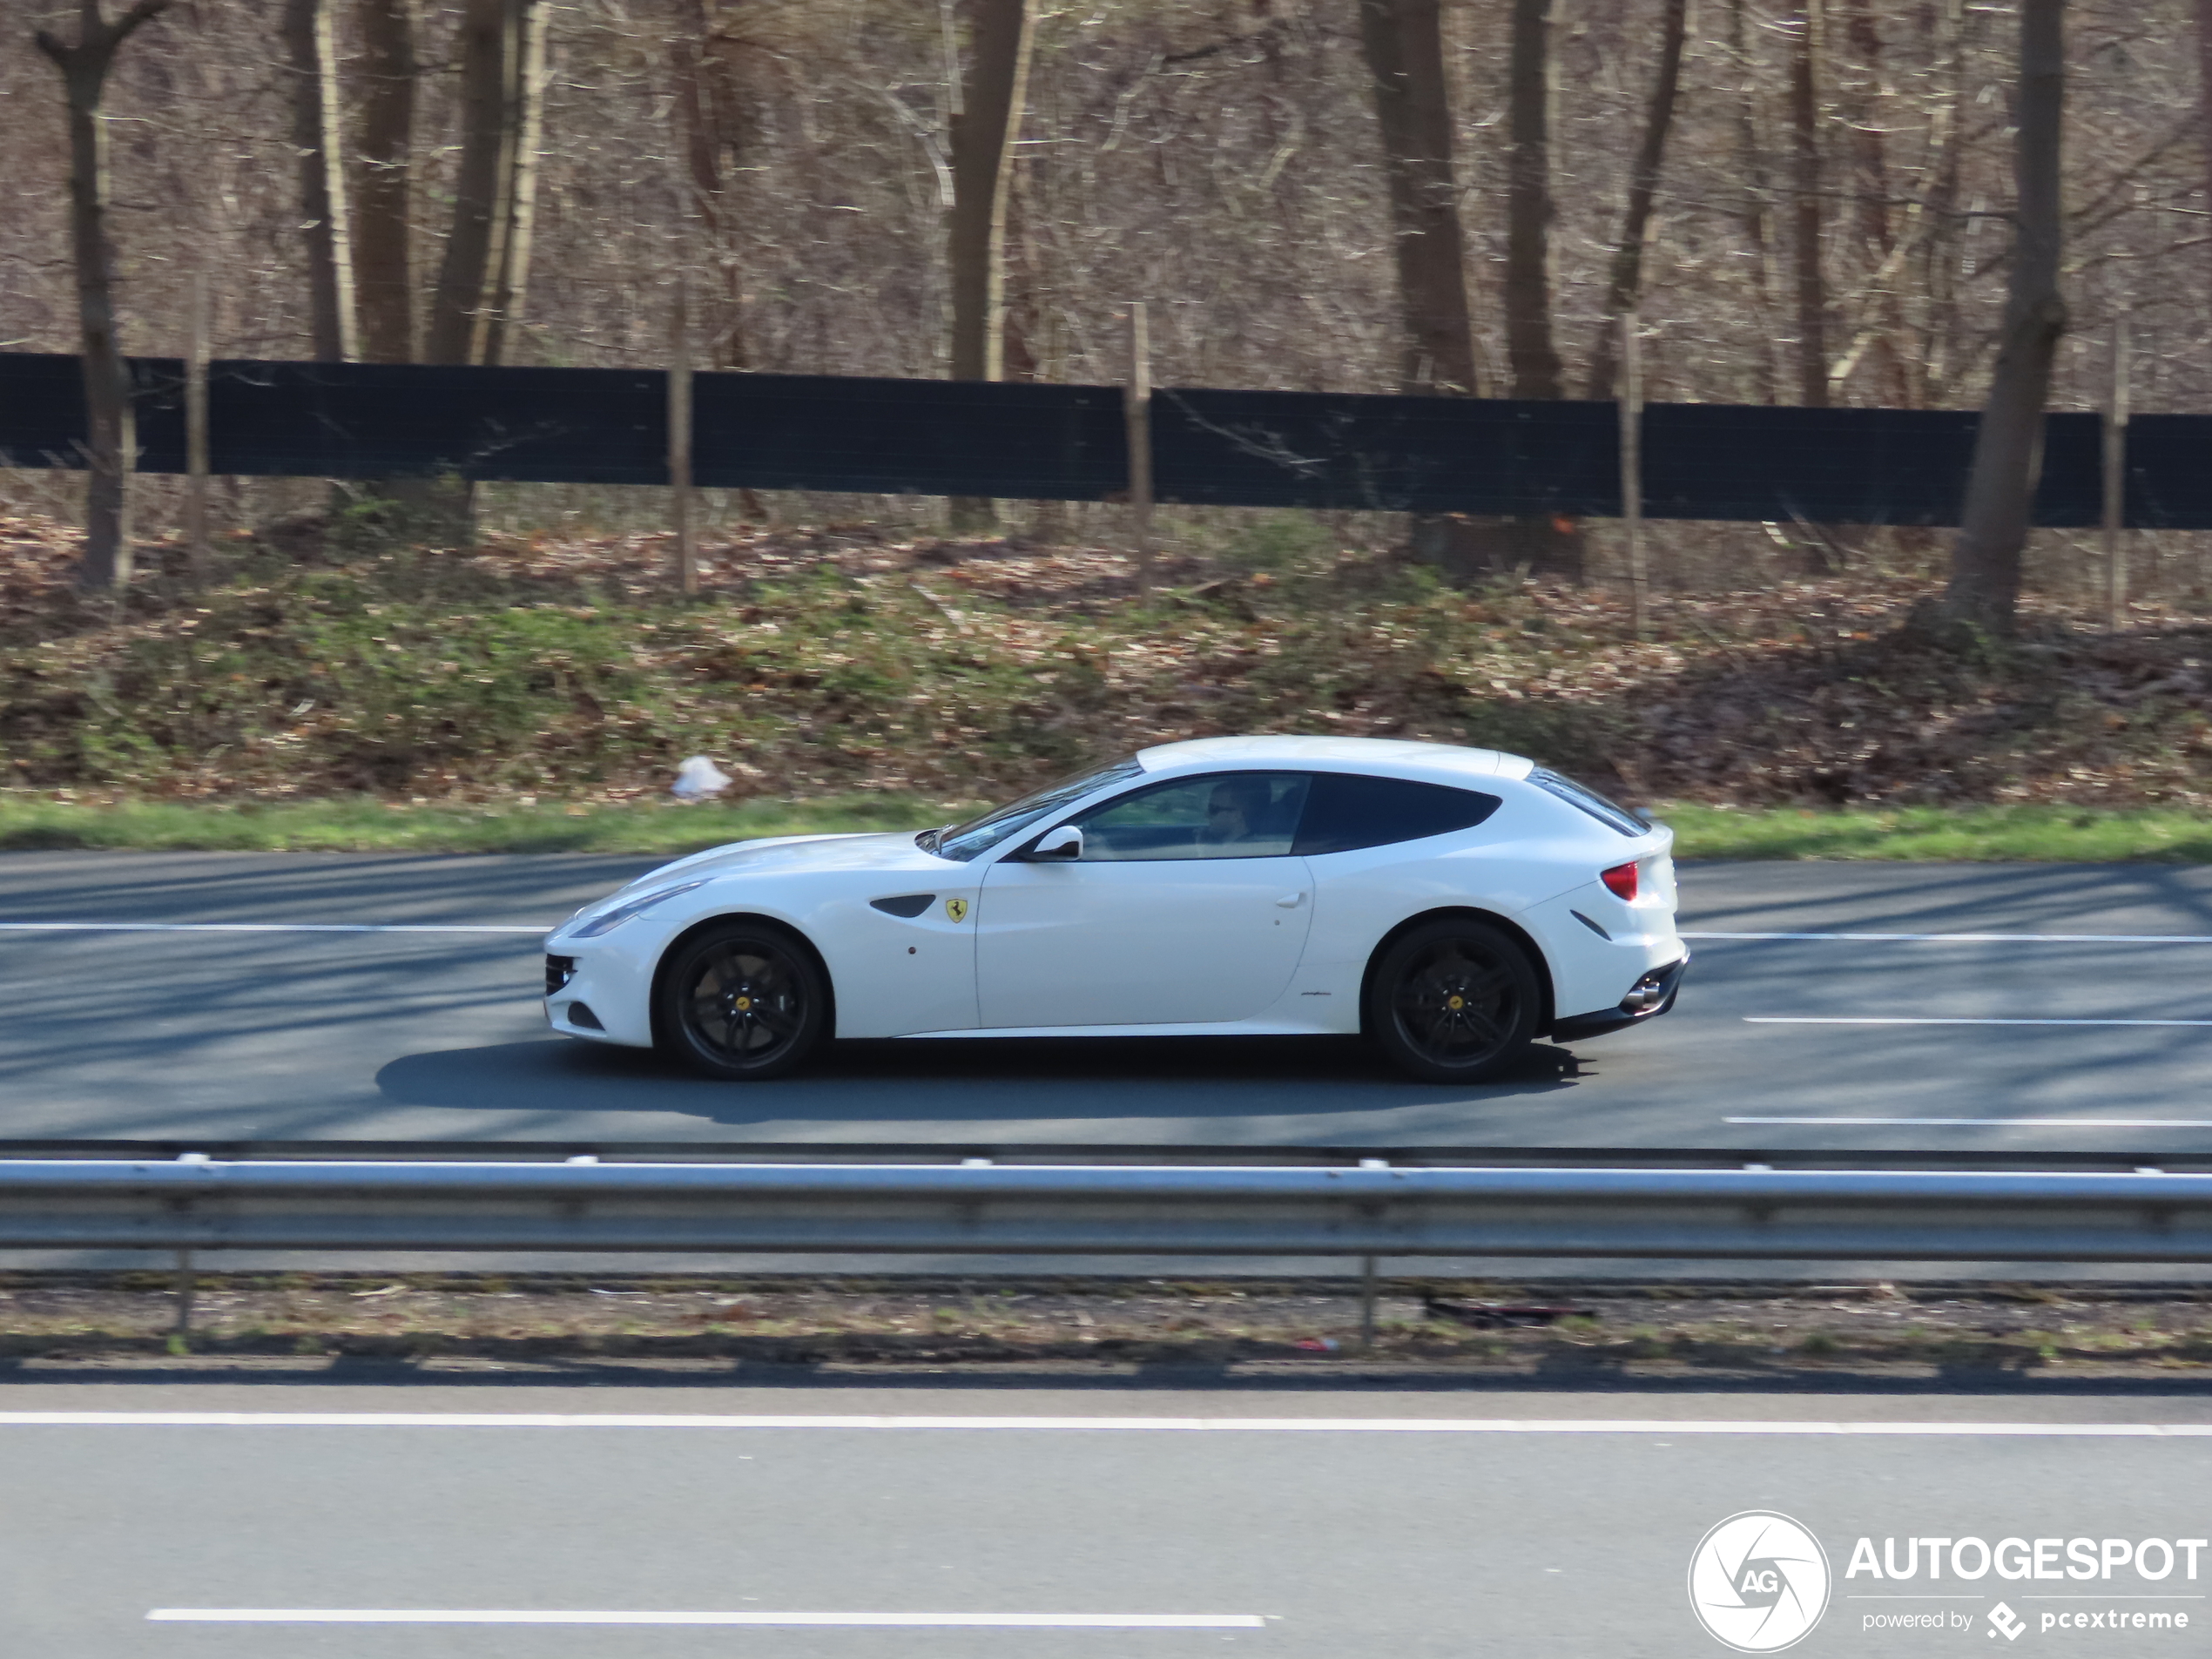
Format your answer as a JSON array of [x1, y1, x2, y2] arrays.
[[543, 736, 1686, 1082]]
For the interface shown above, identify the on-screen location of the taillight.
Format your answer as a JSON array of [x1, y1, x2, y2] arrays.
[[1601, 861, 1639, 901]]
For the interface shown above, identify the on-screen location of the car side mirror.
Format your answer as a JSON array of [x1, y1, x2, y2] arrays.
[[1029, 824, 1084, 861]]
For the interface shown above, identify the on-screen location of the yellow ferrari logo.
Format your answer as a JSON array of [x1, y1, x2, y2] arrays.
[[944, 898, 968, 922]]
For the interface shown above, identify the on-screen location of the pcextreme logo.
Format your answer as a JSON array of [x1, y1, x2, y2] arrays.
[[1689, 1511, 1833, 1653]]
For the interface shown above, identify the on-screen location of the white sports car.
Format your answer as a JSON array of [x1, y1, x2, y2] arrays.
[[543, 736, 1687, 1082]]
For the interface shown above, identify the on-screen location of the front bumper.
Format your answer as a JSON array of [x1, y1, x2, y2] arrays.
[[543, 943, 657, 1048], [1548, 951, 1689, 1043]]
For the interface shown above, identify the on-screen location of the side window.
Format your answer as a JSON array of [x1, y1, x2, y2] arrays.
[[1291, 773, 1501, 856], [1069, 772, 1312, 861]]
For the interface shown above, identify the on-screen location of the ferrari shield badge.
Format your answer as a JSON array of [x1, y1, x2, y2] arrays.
[[944, 898, 968, 922]]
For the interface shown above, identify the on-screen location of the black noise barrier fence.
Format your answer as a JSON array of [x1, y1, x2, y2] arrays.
[[5, 351, 2211, 528]]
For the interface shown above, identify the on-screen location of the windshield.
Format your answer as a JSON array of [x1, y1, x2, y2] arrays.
[[927, 757, 1144, 862]]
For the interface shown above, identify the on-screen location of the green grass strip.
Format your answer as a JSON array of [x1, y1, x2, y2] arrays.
[[0, 794, 968, 855], [1660, 804, 2212, 863], [0, 797, 2206, 861]]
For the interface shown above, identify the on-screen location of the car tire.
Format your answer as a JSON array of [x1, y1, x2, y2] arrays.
[[1366, 918, 1542, 1083], [658, 921, 827, 1081]]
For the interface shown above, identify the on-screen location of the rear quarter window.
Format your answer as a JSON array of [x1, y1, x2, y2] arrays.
[[1291, 773, 1502, 856], [1525, 767, 1645, 836]]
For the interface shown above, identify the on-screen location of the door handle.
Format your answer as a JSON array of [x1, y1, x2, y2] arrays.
[[1275, 892, 1306, 908]]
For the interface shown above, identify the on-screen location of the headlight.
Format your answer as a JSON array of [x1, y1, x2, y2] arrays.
[[566, 879, 710, 939]]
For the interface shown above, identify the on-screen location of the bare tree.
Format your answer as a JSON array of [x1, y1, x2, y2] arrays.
[[35, 0, 173, 591], [285, 0, 358, 361], [428, 0, 542, 366], [1788, 0, 1829, 406], [1727, 0, 1780, 403], [480, 0, 546, 366], [1584, 0, 1689, 399], [354, 0, 416, 364], [1356, 0, 1480, 574], [2198, 0, 2212, 342], [1358, 0, 1478, 398], [1497, 0, 1581, 577], [1503, 0, 1561, 401], [947, 0, 1038, 531], [673, 0, 752, 371], [1942, 0, 2066, 633], [1838, 0, 1905, 405]]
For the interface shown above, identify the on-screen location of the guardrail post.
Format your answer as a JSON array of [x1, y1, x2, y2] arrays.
[[1620, 307, 1648, 639], [669, 270, 697, 597], [1125, 302, 1154, 600], [2103, 309, 2130, 631], [1359, 1253, 1378, 1352], [173, 1247, 194, 1341], [185, 270, 212, 586]]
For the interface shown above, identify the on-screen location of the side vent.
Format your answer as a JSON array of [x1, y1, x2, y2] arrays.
[[870, 894, 936, 919], [1570, 909, 1612, 941]]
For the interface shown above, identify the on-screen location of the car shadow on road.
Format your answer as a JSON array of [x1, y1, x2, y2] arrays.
[[371, 1035, 1592, 1129]]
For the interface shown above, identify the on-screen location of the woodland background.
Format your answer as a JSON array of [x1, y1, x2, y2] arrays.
[[4, 0, 2208, 556], [5, 0, 2212, 814]]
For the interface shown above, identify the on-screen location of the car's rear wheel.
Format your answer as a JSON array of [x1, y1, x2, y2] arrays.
[[1366, 919, 1541, 1083], [659, 921, 826, 1081]]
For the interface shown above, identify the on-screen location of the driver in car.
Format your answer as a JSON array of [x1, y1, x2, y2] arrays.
[[1202, 777, 1274, 846]]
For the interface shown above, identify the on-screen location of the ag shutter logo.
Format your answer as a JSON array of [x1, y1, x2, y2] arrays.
[[1689, 1511, 1832, 1653]]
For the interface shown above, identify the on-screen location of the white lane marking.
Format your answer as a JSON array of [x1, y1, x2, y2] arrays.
[[11, 1412, 2212, 1435], [1746, 1016, 2212, 1028], [0, 922, 548, 935], [1730, 1116, 2212, 1128], [1685, 930, 2212, 944], [148, 1609, 1264, 1629]]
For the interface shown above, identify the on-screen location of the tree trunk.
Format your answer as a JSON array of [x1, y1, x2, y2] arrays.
[[1494, 0, 1581, 577], [1728, 0, 1780, 403], [2197, 0, 2212, 359], [1357, 0, 1484, 578], [947, 0, 1037, 531], [1788, 1, 1829, 407], [419, 0, 536, 545], [673, 0, 752, 371], [284, 0, 358, 362], [1942, 0, 2066, 634], [35, 0, 173, 592], [1357, 0, 1477, 398], [1503, 0, 1561, 401], [1584, 0, 1689, 399], [354, 0, 416, 364], [427, 0, 527, 367], [1841, 0, 1905, 406], [481, 0, 546, 366]]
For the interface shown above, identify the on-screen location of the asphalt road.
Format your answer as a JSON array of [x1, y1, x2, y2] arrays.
[[7, 852, 2212, 1154], [3, 1379, 2208, 1656]]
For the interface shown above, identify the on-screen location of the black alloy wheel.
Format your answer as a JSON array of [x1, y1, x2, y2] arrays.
[[659, 921, 827, 1080], [1366, 918, 1541, 1083]]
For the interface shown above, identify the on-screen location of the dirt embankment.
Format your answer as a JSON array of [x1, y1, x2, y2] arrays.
[[6, 512, 2212, 812]]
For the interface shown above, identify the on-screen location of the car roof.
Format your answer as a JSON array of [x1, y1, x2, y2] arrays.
[[1133, 735, 1533, 785]]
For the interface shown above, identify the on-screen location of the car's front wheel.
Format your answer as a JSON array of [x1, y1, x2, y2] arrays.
[[659, 921, 827, 1081], [1366, 918, 1541, 1083]]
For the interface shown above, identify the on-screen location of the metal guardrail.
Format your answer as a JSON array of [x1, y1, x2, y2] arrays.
[[8, 1140, 2211, 1174], [4, 1156, 2212, 1264]]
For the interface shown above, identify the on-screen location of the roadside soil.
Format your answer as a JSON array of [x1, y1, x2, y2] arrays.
[[9, 1274, 2212, 1381], [8, 512, 2212, 812]]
